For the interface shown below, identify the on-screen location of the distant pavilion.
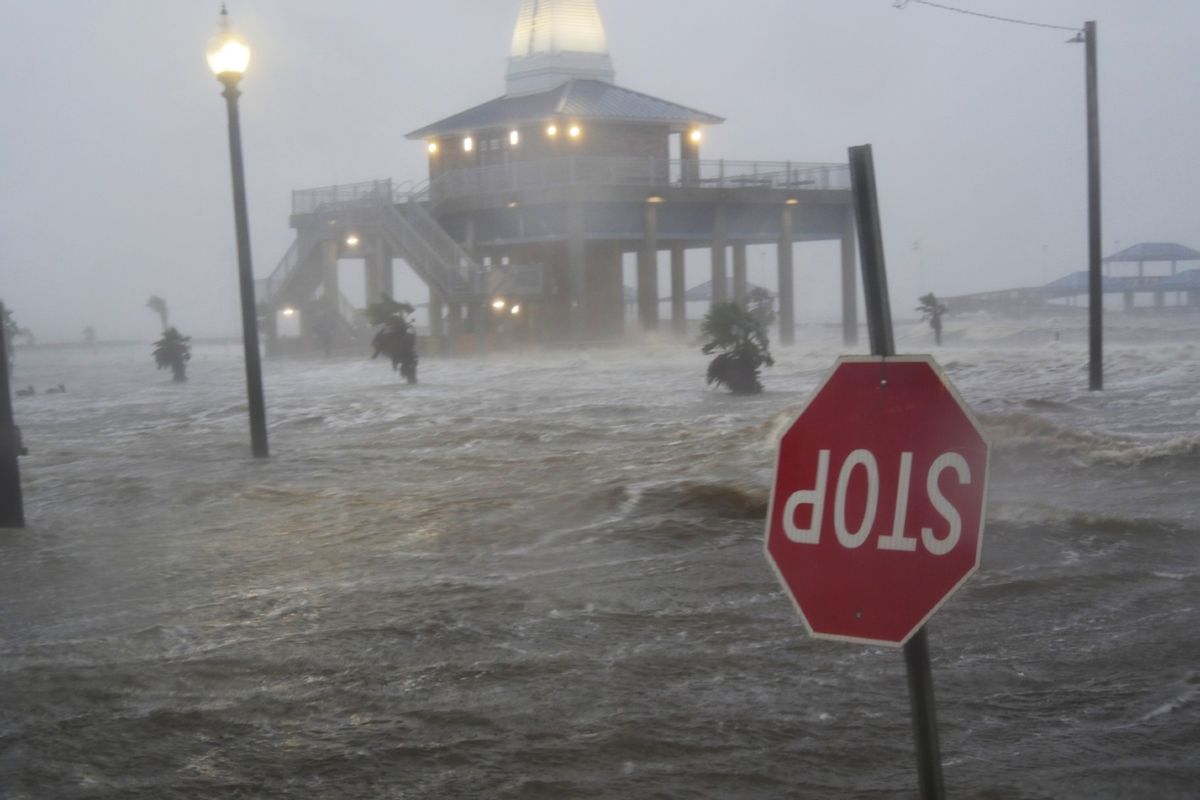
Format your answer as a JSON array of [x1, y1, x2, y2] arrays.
[[943, 242, 1200, 314], [259, 0, 858, 352]]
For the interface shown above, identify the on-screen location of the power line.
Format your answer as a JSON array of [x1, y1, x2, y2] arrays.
[[893, 0, 1082, 33]]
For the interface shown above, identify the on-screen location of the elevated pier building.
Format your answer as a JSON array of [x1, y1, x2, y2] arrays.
[[259, 0, 857, 352]]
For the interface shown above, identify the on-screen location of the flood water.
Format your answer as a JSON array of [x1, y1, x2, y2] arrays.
[[2, 315, 1198, 799]]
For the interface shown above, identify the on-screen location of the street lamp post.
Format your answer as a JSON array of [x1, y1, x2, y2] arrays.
[[208, 6, 268, 457]]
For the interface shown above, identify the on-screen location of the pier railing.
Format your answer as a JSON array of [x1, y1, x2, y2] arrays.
[[425, 157, 849, 205], [291, 179, 395, 216], [290, 159, 848, 215]]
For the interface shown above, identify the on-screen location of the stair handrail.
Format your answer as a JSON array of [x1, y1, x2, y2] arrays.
[[401, 198, 476, 278], [260, 228, 317, 304], [372, 200, 478, 301]]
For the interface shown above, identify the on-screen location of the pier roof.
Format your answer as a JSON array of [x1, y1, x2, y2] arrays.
[[1103, 242, 1200, 263], [1043, 269, 1200, 292], [406, 79, 723, 139]]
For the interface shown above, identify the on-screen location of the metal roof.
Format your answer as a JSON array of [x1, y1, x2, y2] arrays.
[[406, 79, 724, 139], [1102, 242, 1200, 263], [1043, 269, 1200, 292]]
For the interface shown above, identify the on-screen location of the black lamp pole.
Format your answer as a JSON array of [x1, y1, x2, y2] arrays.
[[218, 71, 269, 457]]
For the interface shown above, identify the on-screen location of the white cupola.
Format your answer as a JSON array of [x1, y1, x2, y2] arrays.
[[506, 0, 616, 96]]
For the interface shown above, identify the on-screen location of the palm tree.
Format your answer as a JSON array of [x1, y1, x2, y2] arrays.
[[3, 305, 24, 373], [916, 292, 948, 346], [701, 300, 775, 395], [153, 327, 191, 382], [146, 295, 169, 330], [366, 294, 418, 384], [747, 286, 776, 330]]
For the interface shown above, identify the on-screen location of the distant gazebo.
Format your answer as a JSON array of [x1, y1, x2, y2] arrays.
[[1103, 242, 1200, 277], [1101, 242, 1200, 310]]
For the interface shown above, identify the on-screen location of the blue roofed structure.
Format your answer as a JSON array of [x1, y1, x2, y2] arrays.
[[1102, 242, 1200, 264]]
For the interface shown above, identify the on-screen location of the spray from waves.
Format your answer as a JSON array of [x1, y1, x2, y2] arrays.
[[1087, 435, 1200, 467], [980, 412, 1200, 469], [614, 480, 768, 522], [987, 501, 1184, 535], [1139, 673, 1200, 723]]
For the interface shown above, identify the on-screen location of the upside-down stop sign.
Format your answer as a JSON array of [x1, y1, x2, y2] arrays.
[[764, 355, 990, 646]]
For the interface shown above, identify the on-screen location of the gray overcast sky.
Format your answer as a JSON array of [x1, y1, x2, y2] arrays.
[[2, 1, 1198, 342]]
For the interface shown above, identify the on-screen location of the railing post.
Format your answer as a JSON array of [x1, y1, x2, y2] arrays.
[[719, 159, 725, 188]]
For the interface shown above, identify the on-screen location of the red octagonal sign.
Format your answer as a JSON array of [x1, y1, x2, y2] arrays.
[[765, 356, 990, 646]]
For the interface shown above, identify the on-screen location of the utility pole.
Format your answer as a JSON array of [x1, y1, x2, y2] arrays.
[[1083, 20, 1103, 390]]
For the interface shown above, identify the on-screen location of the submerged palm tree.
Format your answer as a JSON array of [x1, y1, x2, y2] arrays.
[[3, 305, 24, 373], [917, 292, 948, 346], [701, 301, 774, 395], [153, 327, 191, 382], [366, 294, 418, 384]]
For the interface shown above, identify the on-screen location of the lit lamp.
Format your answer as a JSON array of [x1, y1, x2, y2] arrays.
[[207, 4, 268, 458]]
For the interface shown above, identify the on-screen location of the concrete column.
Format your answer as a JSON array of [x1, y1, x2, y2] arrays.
[[568, 200, 587, 343], [711, 205, 728, 305], [469, 302, 486, 355], [671, 245, 687, 336], [320, 238, 340, 352], [1188, 289, 1199, 307], [1123, 292, 1135, 312], [462, 215, 485, 355], [429, 290, 444, 353], [446, 304, 462, 356], [778, 206, 795, 346], [638, 203, 659, 330], [380, 239, 394, 299], [262, 304, 278, 357], [587, 242, 624, 339], [1154, 291, 1166, 309], [841, 208, 859, 346], [364, 245, 383, 305], [321, 238, 339, 307], [733, 242, 748, 305]]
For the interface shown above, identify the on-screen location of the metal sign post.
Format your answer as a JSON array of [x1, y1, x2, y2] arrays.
[[848, 144, 945, 800], [0, 303, 26, 528]]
